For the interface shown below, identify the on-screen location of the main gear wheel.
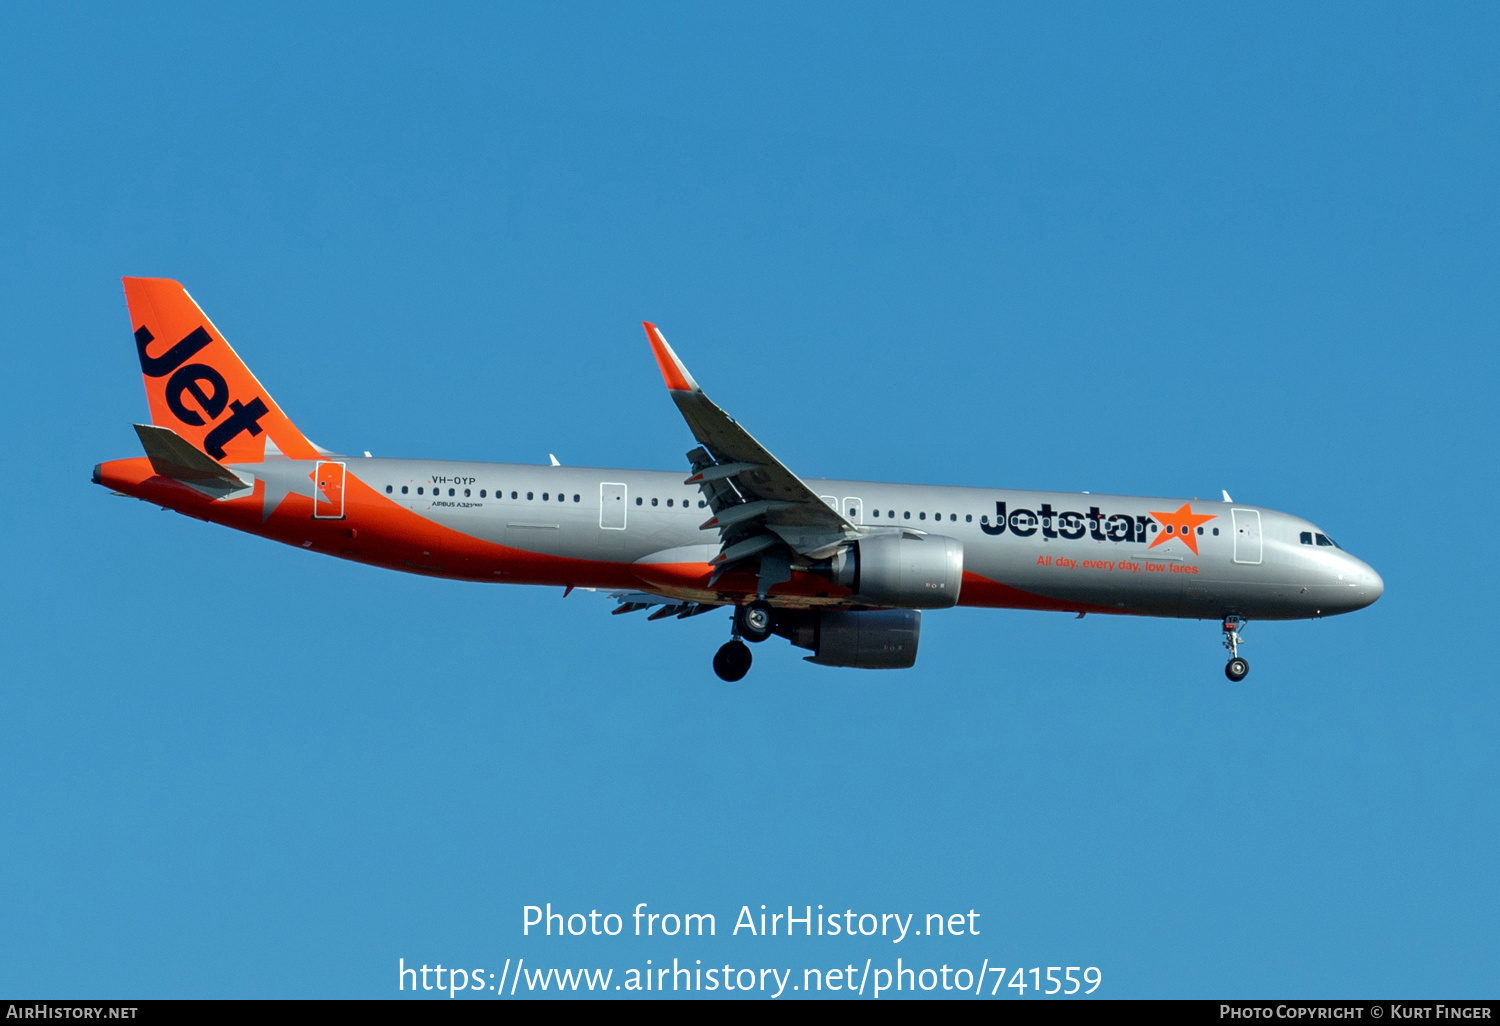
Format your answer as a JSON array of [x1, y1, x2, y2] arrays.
[[713, 640, 752, 682]]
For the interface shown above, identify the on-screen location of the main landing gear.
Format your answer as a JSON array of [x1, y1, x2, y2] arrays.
[[713, 602, 775, 682], [1222, 616, 1249, 681]]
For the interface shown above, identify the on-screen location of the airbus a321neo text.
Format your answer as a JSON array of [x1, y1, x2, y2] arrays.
[[94, 279, 1383, 681]]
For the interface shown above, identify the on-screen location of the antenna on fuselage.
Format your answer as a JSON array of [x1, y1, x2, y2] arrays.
[[1221, 489, 1233, 502], [549, 454, 561, 466]]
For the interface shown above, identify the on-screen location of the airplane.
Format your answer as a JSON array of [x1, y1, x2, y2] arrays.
[[94, 278, 1383, 682]]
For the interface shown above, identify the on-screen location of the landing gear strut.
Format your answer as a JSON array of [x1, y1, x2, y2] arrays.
[[1222, 616, 1249, 681]]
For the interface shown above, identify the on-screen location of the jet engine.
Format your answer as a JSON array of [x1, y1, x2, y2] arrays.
[[827, 532, 963, 609], [777, 609, 922, 669]]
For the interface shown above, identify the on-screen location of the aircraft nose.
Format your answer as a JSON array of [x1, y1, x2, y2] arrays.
[[1353, 558, 1384, 608]]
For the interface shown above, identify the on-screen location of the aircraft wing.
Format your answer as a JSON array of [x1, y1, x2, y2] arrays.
[[643, 323, 858, 561]]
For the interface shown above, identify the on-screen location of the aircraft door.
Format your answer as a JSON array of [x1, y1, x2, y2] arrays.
[[313, 461, 346, 519], [600, 482, 627, 529], [842, 497, 863, 524], [1232, 508, 1262, 565]]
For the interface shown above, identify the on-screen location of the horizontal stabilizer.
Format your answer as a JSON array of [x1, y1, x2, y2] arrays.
[[134, 424, 250, 489]]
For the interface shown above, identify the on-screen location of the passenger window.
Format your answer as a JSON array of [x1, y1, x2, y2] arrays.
[[527, 492, 534, 500], [479, 489, 486, 498], [666, 498, 673, 507], [980, 515, 988, 524], [920, 512, 927, 520], [401, 486, 408, 494], [652, 498, 659, 506], [574, 494, 581, 502], [966, 514, 972, 522], [698, 500, 707, 508], [511, 491, 518, 499], [950, 514, 957, 522], [1315, 533, 1333, 546], [636, 497, 643, 505], [1212, 527, 1219, 535], [904, 512, 911, 520], [464, 488, 470, 497], [385, 485, 392, 494], [417, 487, 424, 495], [1196, 526, 1202, 534], [1300, 532, 1313, 544], [542, 493, 549, 501], [1166, 525, 1174, 534], [557, 493, 564, 502]]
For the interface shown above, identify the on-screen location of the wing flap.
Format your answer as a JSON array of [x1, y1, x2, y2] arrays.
[[684, 461, 761, 485]]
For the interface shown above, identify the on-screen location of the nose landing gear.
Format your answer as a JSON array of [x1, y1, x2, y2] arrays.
[[1222, 616, 1249, 681]]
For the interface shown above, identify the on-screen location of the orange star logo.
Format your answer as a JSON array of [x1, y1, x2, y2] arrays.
[[1147, 502, 1216, 555]]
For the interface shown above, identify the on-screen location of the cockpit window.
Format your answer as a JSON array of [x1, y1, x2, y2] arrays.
[[1300, 532, 1313, 545], [1315, 533, 1334, 546]]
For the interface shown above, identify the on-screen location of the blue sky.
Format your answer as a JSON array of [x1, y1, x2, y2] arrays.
[[1, 2, 1496, 999]]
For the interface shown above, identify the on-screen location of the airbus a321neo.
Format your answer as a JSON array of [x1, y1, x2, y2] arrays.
[[94, 279, 1383, 681]]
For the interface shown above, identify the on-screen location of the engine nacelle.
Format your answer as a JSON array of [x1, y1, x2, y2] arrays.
[[781, 609, 922, 669], [830, 532, 963, 609]]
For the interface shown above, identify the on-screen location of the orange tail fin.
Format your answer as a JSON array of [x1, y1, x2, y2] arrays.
[[123, 278, 319, 463]]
